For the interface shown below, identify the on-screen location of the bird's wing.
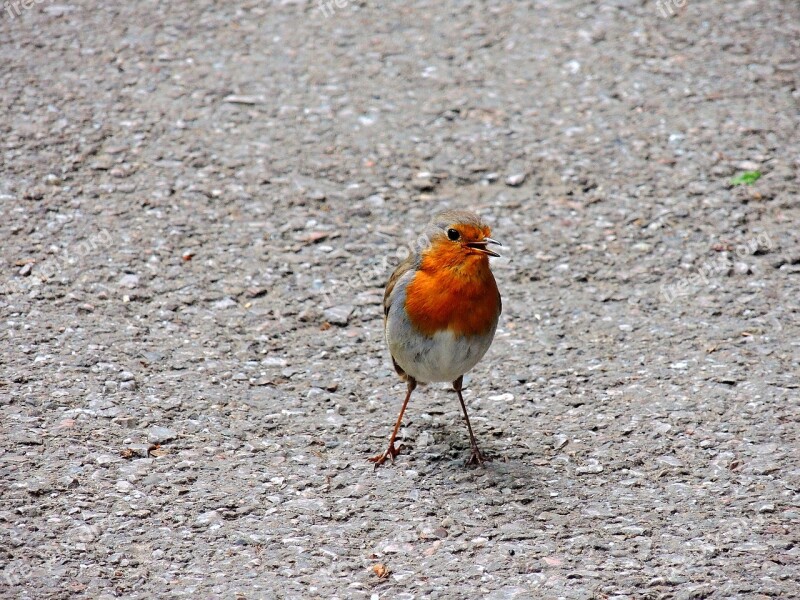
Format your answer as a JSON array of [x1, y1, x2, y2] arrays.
[[383, 254, 416, 318], [383, 255, 418, 383]]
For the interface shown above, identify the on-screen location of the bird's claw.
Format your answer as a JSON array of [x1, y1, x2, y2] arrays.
[[465, 448, 491, 467], [368, 443, 402, 468]]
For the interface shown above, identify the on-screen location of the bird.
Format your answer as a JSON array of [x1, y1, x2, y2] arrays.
[[370, 210, 502, 467]]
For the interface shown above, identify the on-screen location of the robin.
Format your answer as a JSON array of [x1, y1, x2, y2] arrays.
[[371, 210, 502, 467]]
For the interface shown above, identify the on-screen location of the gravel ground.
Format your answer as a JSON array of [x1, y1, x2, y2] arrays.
[[1, 1, 799, 598]]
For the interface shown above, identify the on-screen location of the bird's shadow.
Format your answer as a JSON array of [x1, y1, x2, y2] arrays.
[[397, 422, 541, 482]]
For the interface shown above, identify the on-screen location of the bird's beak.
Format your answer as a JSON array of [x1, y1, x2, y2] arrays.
[[465, 237, 502, 257]]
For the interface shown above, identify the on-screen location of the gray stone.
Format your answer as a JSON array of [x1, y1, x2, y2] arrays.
[[118, 274, 139, 288], [147, 426, 177, 444], [323, 305, 354, 326]]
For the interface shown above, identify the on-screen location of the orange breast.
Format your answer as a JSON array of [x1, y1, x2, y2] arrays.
[[404, 253, 500, 337]]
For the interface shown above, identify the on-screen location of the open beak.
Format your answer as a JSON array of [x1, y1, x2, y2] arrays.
[[465, 237, 502, 257]]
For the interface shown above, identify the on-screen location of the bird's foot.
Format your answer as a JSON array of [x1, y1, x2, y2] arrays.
[[368, 443, 402, 468], [465, 448, 491, 467]]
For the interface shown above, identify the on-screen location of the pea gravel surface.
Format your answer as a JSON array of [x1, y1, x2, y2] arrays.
[[1, 1, 799, 599]]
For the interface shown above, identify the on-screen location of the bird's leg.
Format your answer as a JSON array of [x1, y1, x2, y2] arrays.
[[369, 378, 416, 467], [453, 376, 490, 466]]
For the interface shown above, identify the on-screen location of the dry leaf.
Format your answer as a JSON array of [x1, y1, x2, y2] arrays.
[[372, 564, 391, 579]]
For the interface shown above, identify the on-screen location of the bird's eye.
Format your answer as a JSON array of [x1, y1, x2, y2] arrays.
[[447, 228, 460, 241]]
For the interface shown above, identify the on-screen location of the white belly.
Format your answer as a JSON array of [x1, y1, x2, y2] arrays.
[[387, 325, 496, 383]]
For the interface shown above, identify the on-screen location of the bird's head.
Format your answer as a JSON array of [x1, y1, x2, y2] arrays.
[[419, 210, 501, 271]]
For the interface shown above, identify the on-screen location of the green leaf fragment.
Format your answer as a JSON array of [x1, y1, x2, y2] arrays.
[[730, 171, 761, 186]]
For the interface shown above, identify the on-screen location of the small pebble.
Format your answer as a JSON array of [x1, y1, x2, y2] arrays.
[[124, 443, 152, 458], [118, 274, 139, 289], [213, 297, 237, 310], [148, 426, 177, 444], [115, 481, 134, 493], [576, 461, 604, 475], [323, 305, 353, 326], [505, 173, 527, 186]]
